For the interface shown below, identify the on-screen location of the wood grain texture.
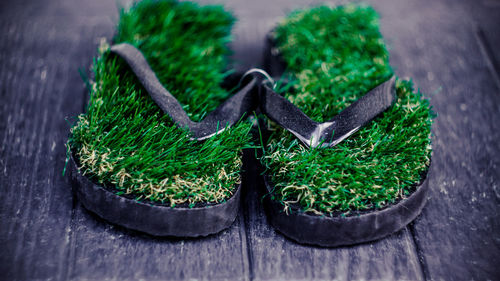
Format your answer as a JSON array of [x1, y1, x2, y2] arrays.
[[462, 0, 500, 89], [65, 204, 250, 280], [0, 1, 114, 280], [371, 0, 500, 279], [1, 0, 499, 280]]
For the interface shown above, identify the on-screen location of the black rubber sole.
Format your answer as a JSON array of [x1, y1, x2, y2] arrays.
[[69, 155, 241, 237], [262, 174, 429, 247], [259, 32, 431, 247]]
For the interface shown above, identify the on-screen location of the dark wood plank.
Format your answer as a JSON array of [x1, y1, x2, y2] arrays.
[[371, 0, 500, 279], [0, 0, 114, 279], [66, 205, 250, 280], [463, 0, 500, 89]]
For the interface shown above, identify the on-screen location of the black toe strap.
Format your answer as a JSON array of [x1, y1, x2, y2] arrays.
[[108, 43, 395, 147], [110, 43, 258, 140], [260, 76, 396, 147]]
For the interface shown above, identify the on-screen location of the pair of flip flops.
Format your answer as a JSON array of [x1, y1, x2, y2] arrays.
[[68, 0, 432, 247]]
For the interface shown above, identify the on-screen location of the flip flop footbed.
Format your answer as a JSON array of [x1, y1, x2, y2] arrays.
[[261, 5, 433, 216], [68, 0, 252, 208]]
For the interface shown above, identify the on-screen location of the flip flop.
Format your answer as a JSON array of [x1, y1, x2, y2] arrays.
[[67, 0, 256, 237], [259, 5, 433, 247]]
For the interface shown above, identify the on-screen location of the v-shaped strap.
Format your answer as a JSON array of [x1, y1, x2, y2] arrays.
[[110, 43, 258, 140], [259, 76, 396, 147], [109, 43, 395, 147]]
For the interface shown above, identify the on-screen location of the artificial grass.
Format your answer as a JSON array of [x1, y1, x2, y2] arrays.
[[261, 5, 433, 215], [68, 0, 253, 207]]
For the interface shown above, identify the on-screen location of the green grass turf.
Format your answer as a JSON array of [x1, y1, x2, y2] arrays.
[[261, 5, 434, 215], [67, 0, 253, 207]]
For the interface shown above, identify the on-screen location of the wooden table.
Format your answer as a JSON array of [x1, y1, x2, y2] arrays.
[[1, 0, 499, 280]]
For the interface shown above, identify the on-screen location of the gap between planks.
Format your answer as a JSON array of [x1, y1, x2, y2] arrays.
[[408, 222, 429, 281], [475, 26, 500, 91], [238, 210, 255, 281]]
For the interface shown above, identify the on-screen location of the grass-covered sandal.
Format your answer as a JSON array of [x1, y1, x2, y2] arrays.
[[259, 5, 433, 246], [67, 0, 257, 237]]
